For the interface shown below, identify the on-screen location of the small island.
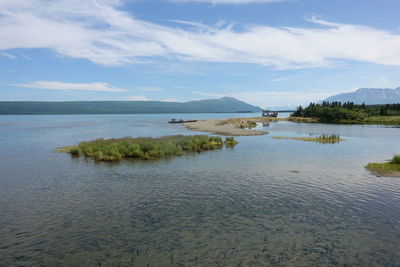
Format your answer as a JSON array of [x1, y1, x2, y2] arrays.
[[57, 135, 238, 162], [366, 155, 400, 178], [272, 134, 343, 144], [183, 117, 286, 136]]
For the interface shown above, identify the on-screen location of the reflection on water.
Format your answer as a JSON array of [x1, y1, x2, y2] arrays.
[[0, 114, 400, 266]]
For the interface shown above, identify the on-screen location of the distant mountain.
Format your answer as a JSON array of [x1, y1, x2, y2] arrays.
[[0, 97, 262, 115], [325, 87, 400, 104]]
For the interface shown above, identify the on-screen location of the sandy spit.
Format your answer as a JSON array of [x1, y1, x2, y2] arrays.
[[183, 117, 280, 136]]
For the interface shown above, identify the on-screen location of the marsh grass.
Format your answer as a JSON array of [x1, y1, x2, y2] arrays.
[[216, 117, 284, 126], [54, 146, 75, 153], [60, 135, 238, 162], [238, 120, 257, 129], [366, 155, 400, 177], [288, 117, 318, 123], [339, 116, 400, 125], [272, 134, 343, 144], [225, 137, 239, 147]]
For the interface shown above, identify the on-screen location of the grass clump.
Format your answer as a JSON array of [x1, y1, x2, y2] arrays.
[[225, 137, 239, 147], [238, 120, 257, 129], [366, 155, 400, 177], [315, 134, 342, 144], [70, 147, 81, 156], [60, 135, 238, 162], [272, 134, 343, 144]]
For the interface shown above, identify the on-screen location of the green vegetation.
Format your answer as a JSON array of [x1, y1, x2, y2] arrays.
[[272, 134, 343, 144], [70, 147, 81, 156], [392, 155, 400, 164], [216, 118, 260, 128], [225, 137, 239, 146], [60, 135, 238, 162], [352, 116, 400, 125], [366, 155, 400, 177], [291, 102, 400, 124], [238, 120, 257, 129], [287, 117, 317, 123]]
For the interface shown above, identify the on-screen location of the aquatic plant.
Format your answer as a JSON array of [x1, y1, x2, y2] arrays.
[[238, 120, 257, 129], [70, 147, 81, 156], [61, 135, 238, 162], [225, 137, 239, 146], [366, 155, 400, 177], [272, 134, 343, 144], [317, 134, 342, 144]]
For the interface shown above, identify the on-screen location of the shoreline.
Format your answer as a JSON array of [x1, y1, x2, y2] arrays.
[[183, 115, 400, 136]]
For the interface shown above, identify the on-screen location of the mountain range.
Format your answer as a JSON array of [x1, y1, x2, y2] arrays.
[[0, 97, 262, 115], [325, 87, 400, 104]]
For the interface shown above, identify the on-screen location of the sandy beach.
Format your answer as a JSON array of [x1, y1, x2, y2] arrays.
[[183, 117, 286, 136]]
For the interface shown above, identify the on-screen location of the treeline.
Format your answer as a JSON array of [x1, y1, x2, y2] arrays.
[[291, 101, 400, 123]]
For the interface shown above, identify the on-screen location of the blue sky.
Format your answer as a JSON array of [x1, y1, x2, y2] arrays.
[[1, 0, 400, 108]]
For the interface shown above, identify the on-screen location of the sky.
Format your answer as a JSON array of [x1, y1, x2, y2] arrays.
[[1, 0, 400, 108]]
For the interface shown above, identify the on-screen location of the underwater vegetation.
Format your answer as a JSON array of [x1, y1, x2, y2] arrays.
[[58, 135, 238, 162]]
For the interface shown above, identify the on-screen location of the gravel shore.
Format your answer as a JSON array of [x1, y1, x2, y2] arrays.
[[183, 118, 274, 136]]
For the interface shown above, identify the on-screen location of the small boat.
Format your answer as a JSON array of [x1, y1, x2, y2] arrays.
[[262, 110, 278, 117], [168, 119, 198, 123]]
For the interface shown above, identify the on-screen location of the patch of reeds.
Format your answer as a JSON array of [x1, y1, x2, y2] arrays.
[[366, 155, 400, 177], [272, 134, 343, 144], [238, 120, 257, 129], [225, 136, 239, 146], [60, 135, 238, 162]]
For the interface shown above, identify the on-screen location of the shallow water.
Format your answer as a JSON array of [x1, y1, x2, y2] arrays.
[[0, 114, 400, 266]]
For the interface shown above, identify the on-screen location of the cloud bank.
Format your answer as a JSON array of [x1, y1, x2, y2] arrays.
[[1, 1, 400, 69], [16, 81, 127, 92]]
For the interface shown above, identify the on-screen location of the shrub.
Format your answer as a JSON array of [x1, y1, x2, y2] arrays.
[[225, 137, 238, 146], [239, 120, 257, 129], [70, 147, 81, 156], [67, 135, 236, 162], [391, 155, 400, 164]]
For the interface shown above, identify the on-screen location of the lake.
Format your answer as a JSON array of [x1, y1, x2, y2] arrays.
[[1, 114, 400, 266]]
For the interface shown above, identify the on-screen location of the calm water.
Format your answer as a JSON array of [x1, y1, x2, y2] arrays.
[[1, 114, 400, 266]]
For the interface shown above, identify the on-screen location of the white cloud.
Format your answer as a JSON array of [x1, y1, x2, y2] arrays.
[[1, 52, 17, 59], [162, 98, 179, 102], [1, 1, 400, 69], [125, 95, 150, 101], [16, 81, 127, 92], [267, 75, 299, 82]]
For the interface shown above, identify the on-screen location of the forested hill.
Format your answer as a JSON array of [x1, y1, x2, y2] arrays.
[[0, 97, 262, 115]]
